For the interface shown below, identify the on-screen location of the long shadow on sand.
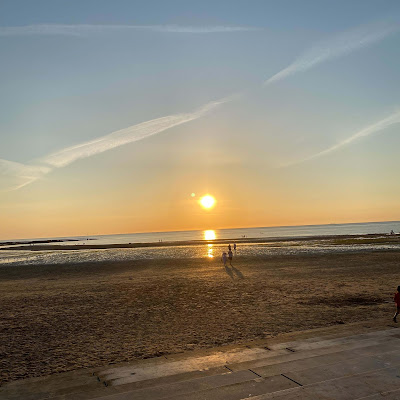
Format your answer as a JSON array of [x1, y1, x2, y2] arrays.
[[231, 266, 244, 279], [224, 265, 245, 280]]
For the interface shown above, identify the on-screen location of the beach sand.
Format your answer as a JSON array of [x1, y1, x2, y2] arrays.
[[0, 250, 398, 385]]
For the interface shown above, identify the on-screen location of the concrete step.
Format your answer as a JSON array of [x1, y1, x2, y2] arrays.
[[51, 366, 233, 400], [56, 345, 400, 400], [251, 345, 400, 379], [92, 370, 262, 400], [278, 355, 391, 386], [96, 329, 400, 388], [244, 366, 400, 399], [158, 374, 299, 400], [50, 348, 367, 399], [3, 327, 400, 400], [96, 347, 285, 386], [226, 332, 400, 373], [137, 354, 400, 400], [267, 327, 399, 352], [91, 328, 398, 386]]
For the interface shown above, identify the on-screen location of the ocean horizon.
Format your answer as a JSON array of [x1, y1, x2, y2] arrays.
[[2, 220, 400, 246]]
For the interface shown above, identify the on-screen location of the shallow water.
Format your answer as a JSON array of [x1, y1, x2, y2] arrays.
[[2, 220, 400, 247], [1, 240, 400, 267]]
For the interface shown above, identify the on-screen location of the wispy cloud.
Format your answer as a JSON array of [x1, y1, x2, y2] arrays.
[[2, 18, 398, 190], [1, 96, 231, 191], [285, 109, 400, 167], [0, 24, 260, 37], [264, 20, 399, 85], [0, 159, 51, 191], [40, 96, 231, 168]]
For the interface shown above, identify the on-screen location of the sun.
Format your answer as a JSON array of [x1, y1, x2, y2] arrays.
[[204, 230, 216, 240], [199, 195, 216, 209]]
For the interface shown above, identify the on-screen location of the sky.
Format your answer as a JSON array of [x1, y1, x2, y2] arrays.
[[1, 0, 400, 240]]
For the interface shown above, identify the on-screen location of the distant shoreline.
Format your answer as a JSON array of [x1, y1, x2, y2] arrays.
[[0, 238, 81, 247], [2, 233, 399, 251], [0, 238, 97, 248]]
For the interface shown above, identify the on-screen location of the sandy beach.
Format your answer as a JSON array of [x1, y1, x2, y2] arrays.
[[0, 248, 399, 385]]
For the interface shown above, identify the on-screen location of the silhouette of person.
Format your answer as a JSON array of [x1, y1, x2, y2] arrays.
[[228, 249, 233, 266], [394, 286, 400, 323], [222, 252, 228, 267]]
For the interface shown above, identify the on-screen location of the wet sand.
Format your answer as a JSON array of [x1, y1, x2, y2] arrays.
[[0, 250, 398, 385]]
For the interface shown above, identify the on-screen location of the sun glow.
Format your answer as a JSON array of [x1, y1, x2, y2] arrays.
[[204, 230, 216, 240], [199, 195, 216, 209]]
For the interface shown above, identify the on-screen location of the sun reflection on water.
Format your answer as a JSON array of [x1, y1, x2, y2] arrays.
[[207, 244, 214, 258], [204, 230, 216, 240]]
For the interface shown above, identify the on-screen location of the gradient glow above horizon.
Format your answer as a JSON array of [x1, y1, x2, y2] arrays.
[[1, 0, 400, 240]]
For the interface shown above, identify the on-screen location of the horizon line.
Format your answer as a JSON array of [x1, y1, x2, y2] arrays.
[[2, 219, 399, 242]]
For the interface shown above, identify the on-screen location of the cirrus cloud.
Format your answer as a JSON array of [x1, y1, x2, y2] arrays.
[[0, 24, 261, 37]]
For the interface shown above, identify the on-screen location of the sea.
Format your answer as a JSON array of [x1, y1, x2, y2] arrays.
[[1, 221, 399, 266]]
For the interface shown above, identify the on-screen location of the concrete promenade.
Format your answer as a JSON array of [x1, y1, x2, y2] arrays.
[[2, 319, 400, 399]]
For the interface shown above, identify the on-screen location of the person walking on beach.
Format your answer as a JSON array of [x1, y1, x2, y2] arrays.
[[394, 286, 400, 323], [228, 244, 231, 252], [222, 252, 228, 267], [233, 243, 237, 252], [228, 249, 233, 266]]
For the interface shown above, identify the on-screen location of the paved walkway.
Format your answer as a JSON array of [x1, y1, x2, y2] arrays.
[[2, 320, 400, 399]]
